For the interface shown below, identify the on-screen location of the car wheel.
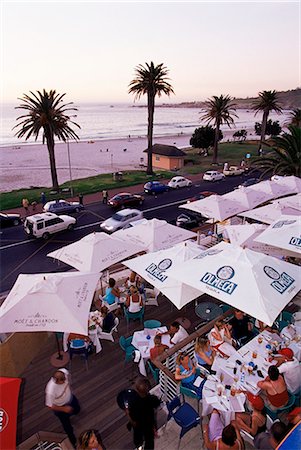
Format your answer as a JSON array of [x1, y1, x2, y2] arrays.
[[68, 224, 75, 231], [42, 232, 50, 240], [13, 219, 20, 226]]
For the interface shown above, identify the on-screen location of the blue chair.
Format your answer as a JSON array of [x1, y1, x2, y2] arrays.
[[119, 336, 136, 364], [219, 304, 232, 314], [125, 307, 144, 330], [265, 393, 296, 421], [281, 311, 294, 323], [144, 319, 162, 329], [147, 360, 159, 383], [69, 339, 89, 370], [277, 320, 290, 332], [166, 396, 200, 448]]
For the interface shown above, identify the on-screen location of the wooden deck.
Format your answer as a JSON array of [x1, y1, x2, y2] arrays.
[[16, 294, 212, 449]]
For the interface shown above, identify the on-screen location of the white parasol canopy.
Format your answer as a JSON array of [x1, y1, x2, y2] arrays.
[[254, 215, 301, 256], [123, 240, 207, 309], [272, 175, 301, 194], [248, 180, 293, 201], [223, 187, 269, 211], [47, 232, 144, 272], [273, 193, 301, 211], [168, 243, 301, 326], [238, 202, 300, 224], [0, 272, 100, 334], [114, 218, 196, 252], [179, 194, 243, 222]]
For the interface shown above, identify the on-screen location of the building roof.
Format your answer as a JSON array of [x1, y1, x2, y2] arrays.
[[143, 143, 186, 157]]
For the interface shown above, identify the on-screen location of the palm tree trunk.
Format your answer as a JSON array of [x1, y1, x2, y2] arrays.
[[147, 92, 155, 175], [212, 121, 220, 164], [46, 132, 59, 190], [258, 110, 268, 155]]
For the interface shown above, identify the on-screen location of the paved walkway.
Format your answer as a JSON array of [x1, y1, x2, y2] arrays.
[[6, 173, 204, 216]]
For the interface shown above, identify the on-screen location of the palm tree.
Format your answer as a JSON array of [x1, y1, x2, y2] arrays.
[[287, 108, 301, 127], [13, 89, 80, 190], [129, 62, 174, 174], [251, 125, 300, 177], [252, 90, 282, 155], [200, 95, 237, 164]]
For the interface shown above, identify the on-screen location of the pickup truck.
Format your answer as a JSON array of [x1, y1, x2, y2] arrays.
[[223, 166, 245, 176]]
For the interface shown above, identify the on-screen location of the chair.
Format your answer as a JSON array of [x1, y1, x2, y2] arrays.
[[179, 385, 200, 414], [277, 320, 290, 332], [103, 300, 119, 313], [147, 360, 159, 384], [124, 307, 144, 330], [265, 393, 296, 421], [144, 287, 160, 307], [166, 396, 200, 449], [98, 317, 119, 342], [240, 415, 276, 446], [69, 339, 89, 371], [219, 304, 232, 314], [119, 336, 136, 364], [144, 319, 162, 329], [281, 311, 294, 323]]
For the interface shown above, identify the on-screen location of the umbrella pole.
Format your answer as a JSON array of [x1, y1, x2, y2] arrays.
[[55, 333, 63, 359], [50, 333, 70, 367]]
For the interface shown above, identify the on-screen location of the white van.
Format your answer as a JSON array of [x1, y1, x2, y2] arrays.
[[24, 212, 76, 239]]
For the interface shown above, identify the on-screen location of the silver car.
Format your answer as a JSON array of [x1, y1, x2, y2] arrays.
[[100, 208, 144, 233]]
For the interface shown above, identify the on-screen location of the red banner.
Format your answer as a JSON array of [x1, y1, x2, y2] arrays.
[[0, 377, 22, 450]]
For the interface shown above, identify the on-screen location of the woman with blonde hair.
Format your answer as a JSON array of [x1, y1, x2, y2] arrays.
[[125, 285, 143, 313], [175, 352, 205, 399], [77, 429, 105, 450], [208, 320, 237, 358], [194, 337, 215, 371]]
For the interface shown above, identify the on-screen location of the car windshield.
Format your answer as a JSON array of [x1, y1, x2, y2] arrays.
[[112, 195, 123, 200], [111, 213, 123, 221]]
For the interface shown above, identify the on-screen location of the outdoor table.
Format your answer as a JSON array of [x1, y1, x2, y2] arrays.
[[202, 376, 246, 425], [131, 326, 171, 376], [195, 302, 221, 321]]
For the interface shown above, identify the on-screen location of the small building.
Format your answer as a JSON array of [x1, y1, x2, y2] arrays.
[[143, 144, 186, 170]]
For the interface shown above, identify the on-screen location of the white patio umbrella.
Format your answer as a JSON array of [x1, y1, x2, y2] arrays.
[[168, 243, 301, 326], [114, 218, 196, 252], [254, 215, 301, 256], [223, 187, 269, 211], [47, 232, 145, 272], [238, 202, 300, 224], [273, 193, 301, 211], [123, 240, 207, 309], [249, 180, 292, 201], [272, 175, 301, 194], [179, 194, 243, 222], [0, 272, 100, 334], [224, 224, 297, 258]]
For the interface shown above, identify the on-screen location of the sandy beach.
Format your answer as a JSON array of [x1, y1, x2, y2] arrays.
[[0, 134, 194, 192]]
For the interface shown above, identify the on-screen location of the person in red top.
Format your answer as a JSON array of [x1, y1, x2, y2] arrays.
[[257, 365, 289, 409], [150, 335, 168, 361]]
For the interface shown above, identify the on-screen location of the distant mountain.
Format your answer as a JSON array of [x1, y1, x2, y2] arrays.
[[158, 88, 300, 110]]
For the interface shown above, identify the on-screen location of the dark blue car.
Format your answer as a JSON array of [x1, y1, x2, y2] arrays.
[[144, 181, 170, 195]]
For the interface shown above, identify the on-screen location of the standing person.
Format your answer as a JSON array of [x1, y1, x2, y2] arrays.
[[126, 377, 161, 450], [78, 193, 83, 205], [22, 198, 29, 215], [102, 189, 108, 204], [45, 368, 80, 447], [41, 192, 46, 206]]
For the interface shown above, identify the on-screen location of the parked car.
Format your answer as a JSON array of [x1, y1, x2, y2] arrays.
[[144, 181, 169, 195], [203, 171, 225, 182], [238, 177, 259, 188], [176, 212, 207, 229], [24, 212, 76, 239], [168, 176, 192, 189], [0, 212, 22, 228], [187, 191, 215, 203], [108, 192, 144, 209], [223, 166, 245, 176], [100, 208, 143, 233], [43, 199, 84, 214]]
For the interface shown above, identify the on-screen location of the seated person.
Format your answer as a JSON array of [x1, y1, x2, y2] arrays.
[[150, 335, 169, 361], [229, 310, 253, 344], [125, 271, 140, 290], [255, 320, 279, 334], [159, 321, 189, 345], [287, 407, 301, 432], [280, 323, 297, 340], [257, 365, 289, 409], [233, 393, 266, 437], [273, 348, 301, 394], [203, 413, 244, 450], [100, 306, 115, 333], [254, 421, 287, 450], [104, 278, 120, 305], [125, 285, 143, 313], [208, 320, 237, 358], [194, 337, 215, 372], [175, 352, 205, 399]]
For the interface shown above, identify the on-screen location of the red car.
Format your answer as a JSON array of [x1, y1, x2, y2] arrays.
[[187, 191, 215, 203], [108, 192, 144, 209]]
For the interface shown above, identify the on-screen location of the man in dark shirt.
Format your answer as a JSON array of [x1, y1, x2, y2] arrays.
[[229, 310, 253, 345], [100, 306, 115, 333], [127, 377, 161, 450], [254, 421, 287, 449]]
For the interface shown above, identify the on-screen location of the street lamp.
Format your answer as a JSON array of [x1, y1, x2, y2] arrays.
[[67, 140, 73, 196]]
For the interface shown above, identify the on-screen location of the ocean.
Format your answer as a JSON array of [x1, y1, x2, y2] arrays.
[[1, 103, 290, 147]]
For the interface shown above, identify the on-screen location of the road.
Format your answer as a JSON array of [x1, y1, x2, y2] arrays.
[[0, 173, 255, 293]]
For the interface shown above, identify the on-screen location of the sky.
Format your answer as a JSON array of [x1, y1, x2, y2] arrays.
[[1, 1, 300, 104]]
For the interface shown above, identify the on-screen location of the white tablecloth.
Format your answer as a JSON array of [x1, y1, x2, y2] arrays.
[[132, 326, 171, 376]]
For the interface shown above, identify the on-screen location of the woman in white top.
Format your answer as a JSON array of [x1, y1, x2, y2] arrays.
[[125, 285, 143, 313], [209, 320, 237, 358]]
